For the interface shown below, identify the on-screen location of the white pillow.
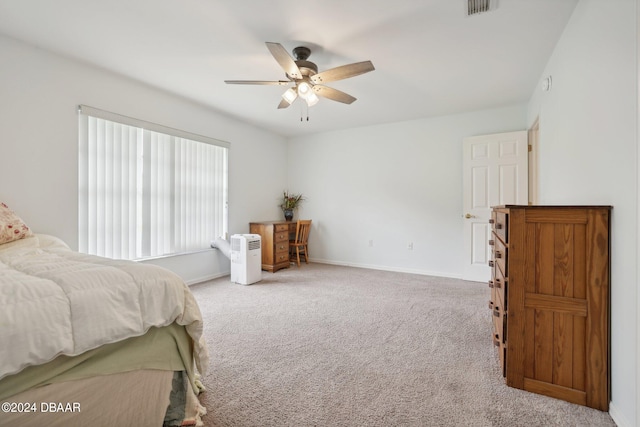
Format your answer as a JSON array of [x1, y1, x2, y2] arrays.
[[35, 233, 70, 250]]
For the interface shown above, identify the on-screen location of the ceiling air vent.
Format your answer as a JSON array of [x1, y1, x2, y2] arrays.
[[467, 0, 494, 16]]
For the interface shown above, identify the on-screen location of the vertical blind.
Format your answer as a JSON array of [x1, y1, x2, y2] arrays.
[[78, 105, 229, 260]]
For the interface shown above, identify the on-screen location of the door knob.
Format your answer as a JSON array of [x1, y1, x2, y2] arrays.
[[465, 213, 476, 219]]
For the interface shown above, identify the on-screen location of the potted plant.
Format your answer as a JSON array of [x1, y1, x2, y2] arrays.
[[280, 191, 304, 221]]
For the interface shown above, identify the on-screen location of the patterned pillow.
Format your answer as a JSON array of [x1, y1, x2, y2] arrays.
[[0, 202, 33, 245]]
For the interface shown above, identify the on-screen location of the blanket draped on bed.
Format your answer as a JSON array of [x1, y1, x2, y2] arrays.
[[0, 234, 209, 383]]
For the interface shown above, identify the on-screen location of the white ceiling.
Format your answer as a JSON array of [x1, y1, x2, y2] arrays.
[[0, 0, 578, 137]]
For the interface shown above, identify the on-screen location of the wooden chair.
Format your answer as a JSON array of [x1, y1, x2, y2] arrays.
[[289, 220, 312, 267]]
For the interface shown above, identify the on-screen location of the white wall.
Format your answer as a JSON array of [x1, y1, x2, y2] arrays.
[[2, 2, 636, 421], [287, 105, 527, 277], [0, 34, 288, 283], [527, 0, 637, 425]]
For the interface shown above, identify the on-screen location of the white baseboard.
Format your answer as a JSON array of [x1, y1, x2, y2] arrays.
[[186, 271, 229, 286], [310, 258, 462, 280], [185, 259, 462, 285], [608, 401, 631, 427]]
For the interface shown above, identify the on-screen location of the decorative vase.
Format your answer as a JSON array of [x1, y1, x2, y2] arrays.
[[283, 209, 294, 221]]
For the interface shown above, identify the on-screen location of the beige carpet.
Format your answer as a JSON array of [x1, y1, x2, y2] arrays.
[[189, 263, 616, 427]]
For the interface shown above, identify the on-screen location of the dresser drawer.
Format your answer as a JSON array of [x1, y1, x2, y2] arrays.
[[274, 251, 289, 265], [274, 230, 289, 243], [493, 233, 508, 277], [275, 224, 290, 232], [494, 262, 508, 317], [492, 283, 504, 336], [274, 240, 288, 254], [491, 211, 509, 243], [498, 340, 506, 377], [488, 257, 498, 306], [492, 295, 507, 377], [488, 278, 496, 310]]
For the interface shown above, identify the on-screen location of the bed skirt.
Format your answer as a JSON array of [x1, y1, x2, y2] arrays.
[[0, 323, 206, 426]]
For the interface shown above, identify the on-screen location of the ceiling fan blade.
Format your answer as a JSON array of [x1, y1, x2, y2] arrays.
[[224, 80, 290, 85], [265, 42, 303, 80], [312, 85, 357, 104], [310, 61, 375, 84], [277, 99, 292, 109]]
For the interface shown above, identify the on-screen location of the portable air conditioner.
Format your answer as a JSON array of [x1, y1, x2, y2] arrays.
[[230, 234, 262, 285]]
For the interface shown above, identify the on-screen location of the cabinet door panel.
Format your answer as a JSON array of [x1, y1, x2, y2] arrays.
[[512, 207, 609, 411]]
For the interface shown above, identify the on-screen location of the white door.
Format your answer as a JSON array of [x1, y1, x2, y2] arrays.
[[462, 131, 528, 282]]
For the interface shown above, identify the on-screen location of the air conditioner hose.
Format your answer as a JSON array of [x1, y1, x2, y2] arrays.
[[211, 238, 231, 259]]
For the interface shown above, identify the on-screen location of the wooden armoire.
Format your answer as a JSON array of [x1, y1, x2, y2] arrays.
[[489, 205, 611, 411]]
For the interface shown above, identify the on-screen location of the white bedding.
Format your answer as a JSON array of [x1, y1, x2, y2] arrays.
[[0, 234, 208, 380]]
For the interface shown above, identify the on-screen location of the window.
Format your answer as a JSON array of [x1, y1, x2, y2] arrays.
[[78, 105, 228, 260]]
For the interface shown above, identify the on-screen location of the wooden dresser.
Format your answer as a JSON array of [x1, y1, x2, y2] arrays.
[[249, 221, 296, 272], [489, 205, 611, 411]]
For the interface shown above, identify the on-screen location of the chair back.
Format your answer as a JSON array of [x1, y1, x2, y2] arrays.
[[293, 220, 312, 245]]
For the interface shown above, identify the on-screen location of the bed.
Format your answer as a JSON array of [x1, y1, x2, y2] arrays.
[[0, 203, 209, 426]]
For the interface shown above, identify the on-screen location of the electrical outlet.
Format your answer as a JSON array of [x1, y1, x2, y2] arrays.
[[408, 242, 413, 250]]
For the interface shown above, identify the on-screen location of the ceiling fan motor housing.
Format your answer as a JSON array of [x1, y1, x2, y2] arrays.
[[292, 46, 311, 60], [294, 60, 318, 77], [290, 46, 317, 77]]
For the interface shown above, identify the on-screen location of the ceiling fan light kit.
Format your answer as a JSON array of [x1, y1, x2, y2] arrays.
[[225, 42, 375, 111], [305, 92, 319, 107], [282, 88, 298, 104], [297, 81, 312, 98]]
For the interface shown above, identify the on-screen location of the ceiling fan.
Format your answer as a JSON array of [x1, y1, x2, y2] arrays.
[[225, 42, 375, 109]]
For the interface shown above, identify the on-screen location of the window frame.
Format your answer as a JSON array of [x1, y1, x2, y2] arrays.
[[78, 105, 229, 260]]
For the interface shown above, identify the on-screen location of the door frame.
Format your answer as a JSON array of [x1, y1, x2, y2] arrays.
[[528, 118, 540, 205]]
